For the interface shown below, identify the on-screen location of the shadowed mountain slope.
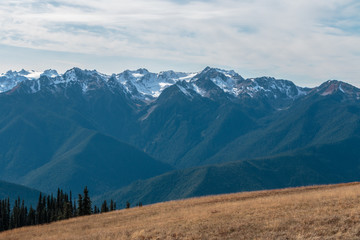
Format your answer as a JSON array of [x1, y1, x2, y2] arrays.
[[0, 180, 42, 207], [99, 137, 360, 205]]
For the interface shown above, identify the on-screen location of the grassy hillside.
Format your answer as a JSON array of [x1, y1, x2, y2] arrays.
[[2, 182, 360, 239]]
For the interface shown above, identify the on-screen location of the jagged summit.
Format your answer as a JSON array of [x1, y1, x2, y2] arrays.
[[0, 69, 42, 93], [41, 69, 59, 78], [112, 68, 196, 98], [188, 67, 307, 103], [307, 79, 360, 100]]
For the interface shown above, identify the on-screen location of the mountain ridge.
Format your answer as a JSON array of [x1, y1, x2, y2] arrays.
[[3, 67, 356, 104], [99, 137, 360, 205]]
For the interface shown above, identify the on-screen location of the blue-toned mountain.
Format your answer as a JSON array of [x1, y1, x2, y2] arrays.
[[0, 67, 359, 198]]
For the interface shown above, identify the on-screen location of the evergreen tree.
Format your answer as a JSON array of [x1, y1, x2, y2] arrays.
[[101, 200, 108, 213], [19, 200, 27, 227], [69, 191, 73, 216], [36, 193, 42, 225], [10, 198, 19, 229], [27, 206, 36, 226], [82, 186, 91, 215], [77, 194, 84, 216], [0, 199, 10, 231], [73, 200, 77, 217], [63, 202, 72, 219], [0, 200, 3, 231], [0, 199, 6, 231], [110, 200, 114, 211], [42, 195, 48, 223], [5, 198, 10, 230]]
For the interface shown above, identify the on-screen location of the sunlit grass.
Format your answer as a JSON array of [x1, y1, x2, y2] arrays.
[[2, 182, 360, 239]]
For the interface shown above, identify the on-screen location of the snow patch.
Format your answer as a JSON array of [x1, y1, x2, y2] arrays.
[[132, 73, 144, 78], [140, 105, 157, 121], [177, 85, 192, 97], [179, 72, 197, 82], [296, 87, 307, 96], [339, 84, 345, 93], [24, 70, 42, 79], [192, 83, 206, 97]]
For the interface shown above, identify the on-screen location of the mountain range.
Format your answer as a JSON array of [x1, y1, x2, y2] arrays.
[[0, 66, 359, 205]]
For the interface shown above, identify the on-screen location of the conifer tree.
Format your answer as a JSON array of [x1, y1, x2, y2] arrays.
[[27, 206, 36, 226], [35, 193, 42, 225], [82, 186, 91, 215], [0, 201, 3, 231], [4, 198, 10, 230], [77, 194, 83, 216], [0, 199, 7, 231], [20, 200, 27, 227], [69, 191, 73, 216], [42, 195, 48, 223], [63, 202, 72, 219], [73, 200, 77, 216], [101, 200, 108, 213], [110, 200, 114, 211]]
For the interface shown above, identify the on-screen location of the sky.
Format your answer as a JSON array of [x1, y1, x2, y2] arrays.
[[0, 0, 360, 87]]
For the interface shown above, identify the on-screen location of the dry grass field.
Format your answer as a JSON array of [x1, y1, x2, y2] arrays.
[[2, 182, 360, 240]]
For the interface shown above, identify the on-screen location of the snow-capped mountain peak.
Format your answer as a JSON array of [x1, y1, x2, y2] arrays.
[[41, 69, 59, 78], [235, 77, 307, 99], [0, 69, 43, 79], [113, 69, 197, 98], [0, 69, 44, 93], [310, 80, 360, 100], [187, 67, 306, 102], [3, 67, 358, 106], [0, 67, 310, 103], [190, 67, 245, 96]]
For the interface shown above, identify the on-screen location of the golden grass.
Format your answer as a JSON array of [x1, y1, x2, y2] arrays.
[[2, 182, 360, 239]]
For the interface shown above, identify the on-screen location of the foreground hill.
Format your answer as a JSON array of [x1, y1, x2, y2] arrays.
[[0, 180, 41, 207], [2, 182, 360, 239], [99, 137, 360, 205]]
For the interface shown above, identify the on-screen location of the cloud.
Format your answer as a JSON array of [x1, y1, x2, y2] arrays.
[[0, 0, 359, 87]]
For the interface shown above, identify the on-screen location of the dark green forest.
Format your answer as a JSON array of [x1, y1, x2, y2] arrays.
[[0, 187, 119, 232]]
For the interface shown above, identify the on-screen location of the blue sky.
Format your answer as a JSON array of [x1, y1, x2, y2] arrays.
[[0, 0, 359, 87]]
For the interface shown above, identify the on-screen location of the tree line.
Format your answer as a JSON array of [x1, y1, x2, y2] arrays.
[[0, 187, 120, 232]]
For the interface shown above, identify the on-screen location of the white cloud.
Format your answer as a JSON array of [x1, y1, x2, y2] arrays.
[[0, 0, 359, 87]]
